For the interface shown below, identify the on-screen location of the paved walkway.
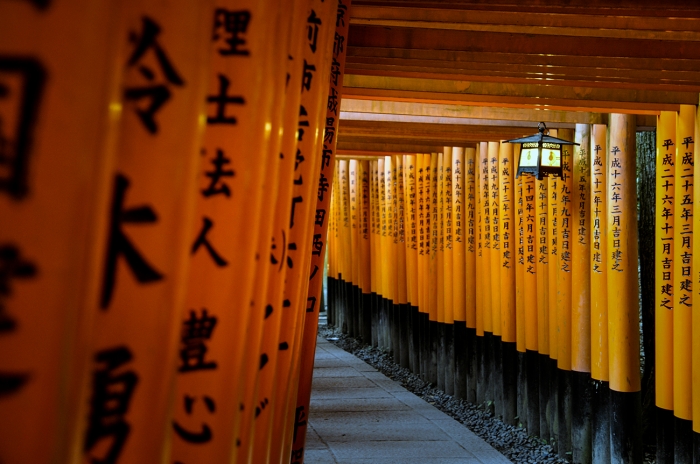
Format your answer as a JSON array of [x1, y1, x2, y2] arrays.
[[305, 336, 512, 464]]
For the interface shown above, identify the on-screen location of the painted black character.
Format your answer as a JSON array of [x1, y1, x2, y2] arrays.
[[191, 217, 228, 267], [206, 74, 245, 124], [179, 309, 218, 373], [202, 149, 235, 197], [172, 395, 215, 443], [213, 9, 251, 56]]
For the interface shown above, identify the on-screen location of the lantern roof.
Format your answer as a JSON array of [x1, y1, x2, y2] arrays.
[[505, 122, 579, 146]]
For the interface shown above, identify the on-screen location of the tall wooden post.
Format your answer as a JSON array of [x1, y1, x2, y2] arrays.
[[590, 123, 611, 464], [452, 148, 467, 398], [571, 123, 592, 464], [607, 113, 642, 464], [444, 148, 455, 394], [536, 168, 552, 443]]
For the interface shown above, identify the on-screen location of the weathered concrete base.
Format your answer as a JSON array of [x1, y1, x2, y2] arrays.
[[453, 321, 468, 400], [571, 370, 592, 464], [609, 389, 642, 464], [493, 336, 504, 420], [656, 406, 674, 464], [538, 354, 551, 443], [444, 323, 455, 396], [557, 369, 572, 460], [676, 416, 694, 464], [525, 350, 540, 436], [591, 380, 610, 464], [466, 327, 477, 404]]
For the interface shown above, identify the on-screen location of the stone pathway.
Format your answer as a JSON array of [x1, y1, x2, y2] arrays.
[[305, 336, 512, 464]]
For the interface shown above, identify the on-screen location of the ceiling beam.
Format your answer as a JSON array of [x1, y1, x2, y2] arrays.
[[348, 24, 700, 61]]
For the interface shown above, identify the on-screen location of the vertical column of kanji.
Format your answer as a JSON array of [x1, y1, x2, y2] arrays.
[[607, 114, 642, 463], [285, 1, 339, 461], [536, 166, 551, 443], [348, 159, 359, 337], [252, 4, 308, 462], [655, 112, 676, 458], [489, 143, 502, 340], [555, 128, 574, 458], [516, 173, 526, 355], [548, 150, 560, 365], [428, 152, 440, 384], [88, 2, 215, 463], [499, 141, 517, 425], [674, 105, 695, 459], [405, 155, 419, 373], [524, 169, 540, 437], [417, 154, 428, 378], [590, 124, 610, 463], [370, 160, 380, 347], [396, 155, 410, 369], [464, 147, 478, 403], [693, 103, 700, 442], [444, 149, 455, 394], [0, 2, 121, 462], [360, 160, 372, 344], [478, 142, 493, 405], [452, 147, 467, 399], [171, 1, 279, 463], [571, 124, 592, 464]]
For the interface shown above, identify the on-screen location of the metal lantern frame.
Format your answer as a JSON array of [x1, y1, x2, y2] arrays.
[[506, 122, 579, 180]]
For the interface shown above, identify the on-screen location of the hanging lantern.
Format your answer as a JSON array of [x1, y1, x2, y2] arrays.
[[506, 122, 578, 180]]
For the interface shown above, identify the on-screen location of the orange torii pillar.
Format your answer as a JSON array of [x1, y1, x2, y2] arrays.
[[515, 164, 529, 429], [396, 155, 410, 369], [571, 124, 592, 464], [607, 114, 642, 464], [499, 141, 518, 426], [547, 128, 561, 450], [452, 147, 468, 399], [428, 152, 440, 385], [405, 155, 420, 373], [464, 146, 479, 403], [419, 154, 432, 381], [360, 160, 373, 345], [371, 159, 382, 348], [590, 123, 611, 464], [436, 152, 446, 391], [693, 102, 700, 453], [477, 141, 494, 405], [489, 141, 504, 418], [674, 105, 695, 463], [655, 111, 676, 463], [443, 148, 456, 395], [556, 127, 575, 459], [535, 159, 552, 443]]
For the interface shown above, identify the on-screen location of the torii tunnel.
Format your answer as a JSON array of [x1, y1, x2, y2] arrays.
[[1, 0, 700, 463]]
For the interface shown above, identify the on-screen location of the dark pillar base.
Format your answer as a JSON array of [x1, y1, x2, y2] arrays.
[[517, 349, 527, 428], [475, 334, 485, 405], [502, 341, 518, 426], [656, 407, 674, 464], [400, 304, 410, 369], [454, 321, 468, 400], [557, 368, 572, 460], [437, 322, 446, 391], [609, 389, 642, 464], [538, 354, 551, 443], [391, 302, 400, 362], [420, 312, 430, 382], [346, 282, 355, 337], [571, 370, 592, 464], [493, 335, 504, 419], [444, 323, 455, 396], [466, 327, 477, 403], [483, 332, 494, 413], [549, 358, 559, 452], [429, 319, 439, 385], [326, 277, 335, 327], [370, 293, 379, 347], [354, 285, 362, 340], [361, 292, 372, 344], [592, 380, 611, 464], [693, 430, 700, 464], [525, 350, 540, 435], [410, 305, 420, 375], [676, 416, 694, 464]]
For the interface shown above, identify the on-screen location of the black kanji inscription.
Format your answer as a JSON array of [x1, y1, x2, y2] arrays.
[[179, 309, 218, 373], [101, 174, 163, 309], [172, 395, 216, 444], [213, 9, 251, 56], [191, 217, 228, 267], [206, 74, 245, 125], [0, 58, 45, 199], [84, 346, 138, 464], [202, 149, 235, 197], [124, 17, 185, 134]]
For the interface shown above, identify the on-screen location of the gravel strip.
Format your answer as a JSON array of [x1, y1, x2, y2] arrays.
[[318, 324, 568, 464]]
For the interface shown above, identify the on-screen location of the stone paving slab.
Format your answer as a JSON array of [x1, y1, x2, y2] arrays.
[[306, 336, 512, 464]]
